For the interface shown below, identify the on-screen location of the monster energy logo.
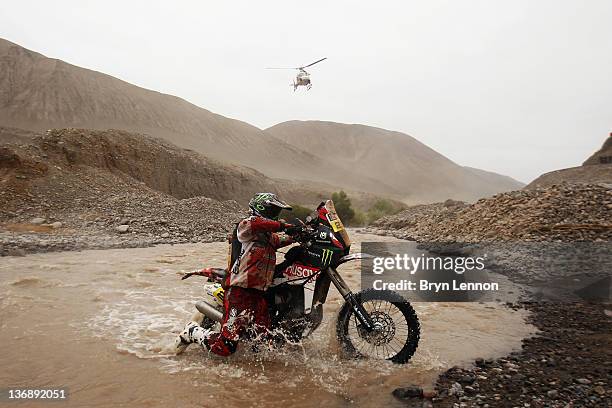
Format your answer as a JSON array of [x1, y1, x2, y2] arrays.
[[253, 193, 273, 203], [253, 193, 273, 211], [321, 249, 333, 266]]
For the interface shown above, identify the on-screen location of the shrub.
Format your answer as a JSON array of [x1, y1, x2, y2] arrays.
[[331, 191, 355, 223], [365, 198, 404, 224]]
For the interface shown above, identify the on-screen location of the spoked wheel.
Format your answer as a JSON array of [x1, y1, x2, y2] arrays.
[[337, 289, 420, 364]]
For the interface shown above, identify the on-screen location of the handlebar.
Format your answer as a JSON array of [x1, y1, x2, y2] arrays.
[[284, 222, 314, 243]]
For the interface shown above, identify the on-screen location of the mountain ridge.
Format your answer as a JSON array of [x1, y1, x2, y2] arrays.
[[266, 120, 524, 202], [0, 38, 394, 195], [1, 37, 521, 203]]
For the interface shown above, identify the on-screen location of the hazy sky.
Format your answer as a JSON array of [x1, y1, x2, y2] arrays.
[[1, 0, 611, 182]]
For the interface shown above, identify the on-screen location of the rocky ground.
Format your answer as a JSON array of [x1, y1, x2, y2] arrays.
[[367, 183, 612, 290], [0, 128, 247, 255], [0, 192, 243, 255], [369, 184, 612, 242], [0, 169, 245, 255], [0, 127, 395, 256], [433, 302, 611, 407], [371, 184, 611, 407]]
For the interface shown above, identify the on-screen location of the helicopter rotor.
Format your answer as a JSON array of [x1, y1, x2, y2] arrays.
[[265, 57, 327, 71], [301, 57, 327, 69]]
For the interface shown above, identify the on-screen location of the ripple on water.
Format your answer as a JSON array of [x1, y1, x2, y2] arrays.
[[9, 276, 63, 288], [87, 285, 448, 397], [81, 234, 533, 400], [1, 234, 535, 408]]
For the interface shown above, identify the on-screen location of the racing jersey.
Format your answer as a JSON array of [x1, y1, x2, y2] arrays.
[[226, 216, 293, 290]]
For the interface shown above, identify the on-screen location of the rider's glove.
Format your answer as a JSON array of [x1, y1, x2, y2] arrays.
[[284, 224, 303, 236]]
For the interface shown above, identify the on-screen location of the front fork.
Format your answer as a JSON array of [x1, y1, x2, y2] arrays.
[[326, 267, 375, 332]]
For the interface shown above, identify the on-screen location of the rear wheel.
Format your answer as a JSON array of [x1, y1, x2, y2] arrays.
[[336, 289, 420, 364]]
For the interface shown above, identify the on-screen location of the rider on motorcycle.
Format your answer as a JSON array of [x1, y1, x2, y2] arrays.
[[175, 193, 301, 356]]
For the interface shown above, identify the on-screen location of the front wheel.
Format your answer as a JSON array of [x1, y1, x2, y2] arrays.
[[336, 289, 420, 364]]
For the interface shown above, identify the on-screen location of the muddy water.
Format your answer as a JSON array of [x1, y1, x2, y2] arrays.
[[0, 232, 533, 407]]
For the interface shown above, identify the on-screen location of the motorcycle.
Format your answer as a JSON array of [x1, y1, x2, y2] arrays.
[[179, 200, 420, 363]]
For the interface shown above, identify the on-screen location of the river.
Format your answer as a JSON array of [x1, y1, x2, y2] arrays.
[[0, 231, 533, 407]]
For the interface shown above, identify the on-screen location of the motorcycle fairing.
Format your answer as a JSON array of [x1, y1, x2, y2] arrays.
[[278, 261, 320, 314], [319, 200, 351, 248], [282, 262, 320, 281]]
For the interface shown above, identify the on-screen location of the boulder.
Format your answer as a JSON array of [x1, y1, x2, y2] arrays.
[[115, 225, 130, 234], [392, 385, 423, 399]]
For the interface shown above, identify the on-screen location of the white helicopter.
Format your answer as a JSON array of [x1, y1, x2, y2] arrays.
[[267, 57, 327, 91]]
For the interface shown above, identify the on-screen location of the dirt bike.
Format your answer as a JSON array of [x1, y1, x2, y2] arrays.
[[179, 200, 420, 363]]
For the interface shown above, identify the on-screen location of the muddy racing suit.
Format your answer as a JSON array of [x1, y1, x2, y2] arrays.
[[191, 216, 294, 356]]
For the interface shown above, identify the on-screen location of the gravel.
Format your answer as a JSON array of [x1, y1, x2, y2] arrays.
[[433, 302, 611, 407], [372, 184, 611, 407], [369, 183, 612, 242], [0, 129, 246, 255]]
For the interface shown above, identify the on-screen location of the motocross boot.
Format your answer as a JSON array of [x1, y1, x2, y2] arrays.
[[174, 321, 213, 354]]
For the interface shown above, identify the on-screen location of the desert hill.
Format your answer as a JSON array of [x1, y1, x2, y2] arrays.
[[0, 127, 244, 252], [462, 166, 524, 191], [583, 134, 612, 166], [266, 121, 524, 202], [0, 38, 388, 195], [1, 38, 523, 203], [0, 126, 385, 224], [526, 134, 612, 189], [0, 126, 401, 254]]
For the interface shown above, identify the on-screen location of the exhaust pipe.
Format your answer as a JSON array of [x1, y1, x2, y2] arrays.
[[195, 300, 223, 322]]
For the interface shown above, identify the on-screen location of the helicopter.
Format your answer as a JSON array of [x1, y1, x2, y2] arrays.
[[266, 57, 327, 91]]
